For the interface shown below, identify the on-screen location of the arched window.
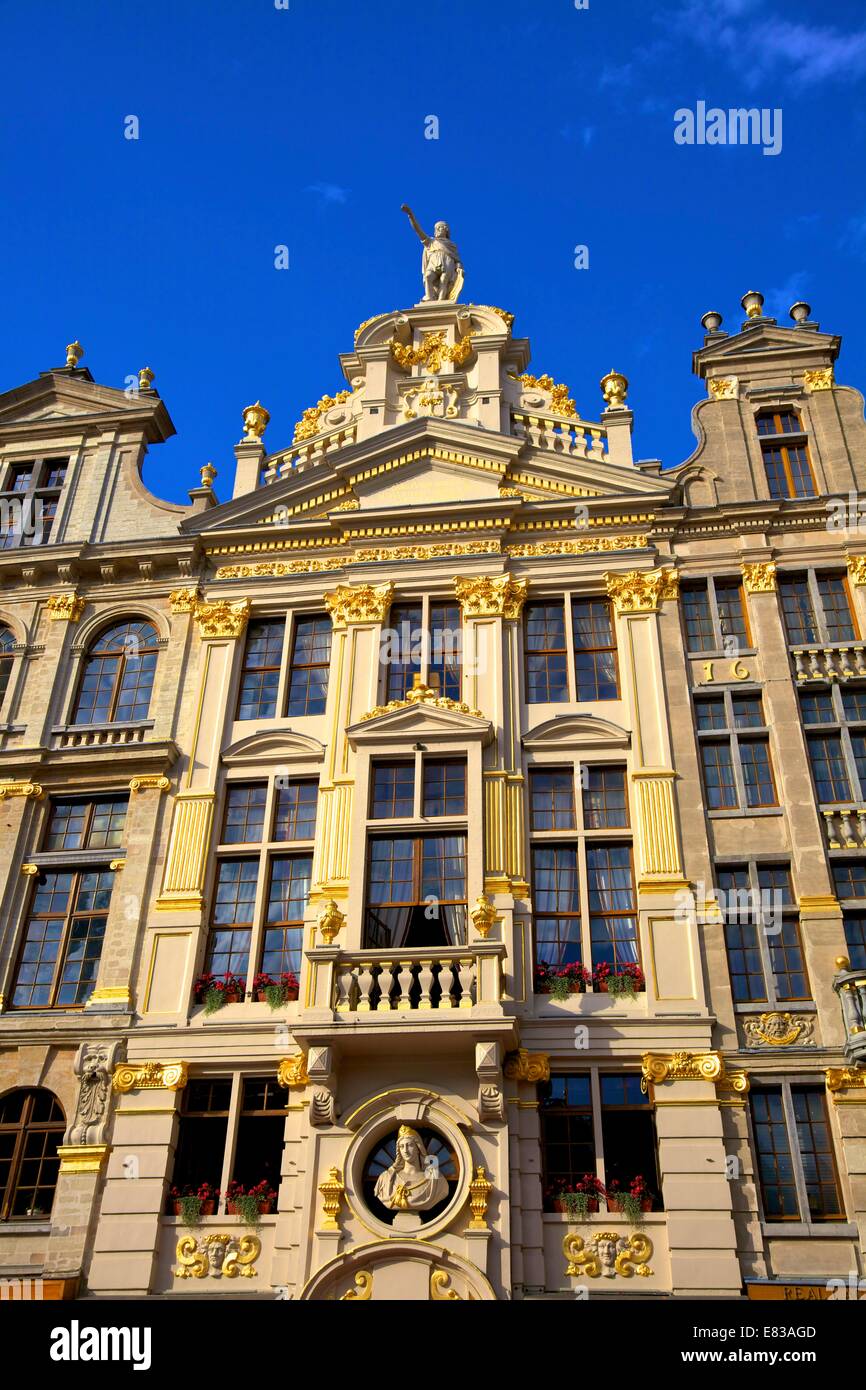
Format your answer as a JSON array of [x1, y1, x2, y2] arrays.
[[72, 619, 159, 725], [0, 624, 15, 709], [0, 1088, 65, 1220]]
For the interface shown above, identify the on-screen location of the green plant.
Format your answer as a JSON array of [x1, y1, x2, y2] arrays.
[[178, 1194, 205, 1225]]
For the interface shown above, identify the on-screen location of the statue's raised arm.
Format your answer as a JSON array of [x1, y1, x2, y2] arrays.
[[401, 204, 464, 302]]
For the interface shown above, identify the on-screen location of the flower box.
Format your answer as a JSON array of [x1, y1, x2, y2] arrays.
[[552, 1196, 598, 1214], [172, 1199, 216, 1217], [606, 1197, 653, 1213]]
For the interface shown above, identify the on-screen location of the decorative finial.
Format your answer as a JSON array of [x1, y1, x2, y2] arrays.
[[701, 310, 723, 333], [200, 462, 217, 489], [401, 204, 464, 302], [138, 366, 155, 391], [740, 290, 764, 320], [835, 956, 851, 971], [318, 899, 345, 946], [789, 301, 811, 324], [242, 400, 270, 440], [65, 340, 84, 368], [600, 369, 628, 410]]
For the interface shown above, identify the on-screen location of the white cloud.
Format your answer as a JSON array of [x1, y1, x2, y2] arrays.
[[306, 183, 349, 206]]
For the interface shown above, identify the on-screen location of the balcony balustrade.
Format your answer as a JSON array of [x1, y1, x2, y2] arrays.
[[791, 643, 866, 683], [822, 807, 866, 849], [833, 957, 866, 1066], [51, 720, 155, 750], [511, 409, 607, 461], [302, 942, 507, 1021]]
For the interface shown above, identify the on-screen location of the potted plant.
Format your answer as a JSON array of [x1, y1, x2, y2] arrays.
[[253, 971, 300, 1008], [170, 1182, 219, 1223], [550, 1173, 606, 1219], [200, 972, 246, 1014], [192, 971, 216, 1004], [225, 1179, 278, 1223], [592, 961, 645, 999], [606, 1175, 654, 1222], [535, 961, 590, 1001]]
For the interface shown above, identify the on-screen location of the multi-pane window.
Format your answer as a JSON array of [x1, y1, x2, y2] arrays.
[[11, 870, 113, 1008], [369, 756, 467, 820], [524, 596, 618, 704], [44, 796, 127, 851], [843, 913, 866, 970], [205, 777, 317, 990], [530, 764, 636, 981], [779, 572, 857, 647], [800, 683, 866, 804], [681, 578, 751, 654], [0, 1089, 65, 1220], [286, 615, 331, 716], [383, 599, 462, 703], [0, 455, 68, 549], [756, 410, 816, 499], [237, 620, 285, 720], [0, 623, 15, 710], [750, 1085, 843, 1222], [169, 1076, 286, 1210], [695, 691, 777, 810], [540, 1071, 661, 1211], [717, 863, 809, 1004], [831, 861, 866, 970], [365, 835, 467, 948], [72, 619, 159, 724], [170, 1079, 231, 1197]]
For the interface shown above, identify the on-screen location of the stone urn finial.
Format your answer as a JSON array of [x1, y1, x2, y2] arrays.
[[243, 400, 270, 440], [139, 366, 155, 391], [318, 899, 345, 946], [66, 340, 84, 368], [600, 369, 628, 410], [740, 290, 764, 320], [200, 462, 217, 489]]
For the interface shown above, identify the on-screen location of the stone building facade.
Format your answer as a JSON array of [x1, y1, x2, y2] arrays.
[[0, 288, 864, 1301]]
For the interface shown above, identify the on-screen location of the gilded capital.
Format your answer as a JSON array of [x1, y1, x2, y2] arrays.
[[848, 556, 866, 587], [128, 775, 171, 793], [169, 586, 201, 613], [193, 597, 251, 639], [324, 581, 394, 627], [604, 569, 678, 614], [453, 574, 528, 619], [504, 1048, 550, 1083], [0, 780, 44, 801], [47, 593, 85, 623], [112, 1060, 188, 1093], [741, 561, 776, 594], [640, 1051, 748, 1094], [803, 367, 834, 392], [826, 1066, 866, 1093]]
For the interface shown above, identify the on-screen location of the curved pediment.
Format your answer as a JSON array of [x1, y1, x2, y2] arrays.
[[522, 713, 631, 751], [222, 728, 326, 766], [347, 700, 493, 748]]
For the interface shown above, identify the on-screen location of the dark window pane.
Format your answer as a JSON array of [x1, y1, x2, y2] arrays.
[[751, 1089, 801, 1220], [287, 615, 331, 716], [222, 784, 267, 844], [572, 599, 618, 701], [682, 585, 714, 653], [701, 741, 737, 809], [779, 577, 819, 646], [237, 620, 285, 720], [807, 733, 852, 802], [273, 779, 318, 840], [422, 759, 466, 817], [525, 602, 568, 703], [530, 769, 575, 831], [370, 763, 414, 819], [385, 604, 422, 703], [582, 767, 628, 829]]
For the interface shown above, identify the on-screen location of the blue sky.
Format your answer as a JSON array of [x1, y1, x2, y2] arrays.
[[1, 0, 865, 503]]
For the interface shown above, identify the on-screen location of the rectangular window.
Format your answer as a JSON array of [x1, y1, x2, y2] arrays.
[[206, 859, 258, 982], [385, 603, 422, 702], [696, 690, 777, 812], [422, 759, 466, 817], [807, 732, 852, 803], [11, 869, 112, 1008], [818, 575, 857, 643], [273, 779, 318, 841], [532, 844, 582, 969], [540, 1071, 662, 1212], [738, 739, 777, 808], [682, 578, 750, 653], [429, 602, 462, 701], [261, 855, 311, 977], [44, 796, 127, 851], [780, 572, 857, 647], [757, 412, 815, 499], [524, 601, 568, 703], [370, 762, 415, 819], [286, 615, 331, 717], [540, 1074, 594, 1203], [571, 599, 618, 700], [751, 1086, 842, 1222], [222, 784, 267, 844], [237, 620, 284, 720], [529, 769, 576, 831], [170, 1079, 232, 1199], [232, 1077, 287, 1194], [0, 455, 69, 549], [582, 767, 629, 829], [843, 912, 866, 970], [719, 863, 809, 1005], [587, 844, 638, 972], [599, 1073, 660, 1204], [701, 740, 738, 809], [365, 835, 467, 948], [833, 859, 866, 900], [801, 685, 866, 804]]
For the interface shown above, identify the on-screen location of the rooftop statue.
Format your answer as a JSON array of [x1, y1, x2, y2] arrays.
[[401, 204, 464, 302]]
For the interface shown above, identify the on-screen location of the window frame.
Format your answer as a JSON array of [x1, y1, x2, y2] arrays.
[[694, 687, 779, 813], [0, 1088, 65, 1222], [800, 682, 866, 806], [380, 596, 463, 704], [779, 569, 859, 649], [524, 592, 619, 705], [716, 859, 811, 1008], [755, 410, 817, 500], [71, 618, 161, 726], [749, 1081, 845, 1226], [233, 610, 333, 723], [680, 576, 753, 656], [0, 454, 69, 550]]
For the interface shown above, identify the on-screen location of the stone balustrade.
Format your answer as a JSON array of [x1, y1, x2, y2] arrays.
[[791, 643, 866, 682], [266, 420, 358, 480], [51, 721, 155, 750], [822, 807, 866, 849], [833, 958, 866, 1065], [511, 409, 607, 461], [302, 942, 507, 1020]]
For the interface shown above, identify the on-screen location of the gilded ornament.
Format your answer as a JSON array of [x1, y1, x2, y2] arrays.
[[354, 541, 501, 564], [519, 373, 578, 419], [47, 593, 85, 623], [277, 1054, 310, 1089], [743, 1012, 815, 1048], [505, 536, 648, 558], [242, 400, 270, 440], [340, 1270, 373, 1300], [468, 1165, 493, 1230], [848, 556, 866, 587], [355, 310, 398, 343], [0, 781, 44, 801], [138, 366, 154, 391], [504, 1048, 550, 1083], [332, 496, 360, 511], [65, 340, 84, 368], [640, 1050, 748, 1095], [390, 329, 474, 375], [563, 1230, 653, 1279], [430, 1270, 462, 1300], [826, 1066, 866, 1092], [600, 369, 628, 409], [109, 859, 126, 872], [318, 899, 345, 946], [361, 675, 483, 722], [175, 1233, 260, 1280], [741, 561, 776, 594], [453, 574, 528, 619], [21, 864, 39, 876], [168, 586, 201, 613], [216, 558, 346, 579], [604, 569, 678, 614], [200, 462, 217, 489], [293, 391, 352, 442], [194, 597, 251, 639], [128, 774, 171, 793], [318, 1165, 345, 1231], [474, 305, 515, 331], [469, 894, 497, 939], [803, 368, 834, 392], [324, 581, 394, 627], [56, 1144, 109, 1175], [112, 1060, 188, 1093], [708, 377, 738, 401]]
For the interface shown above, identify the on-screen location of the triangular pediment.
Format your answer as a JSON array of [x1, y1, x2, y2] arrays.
[[348, 700, 493, 747], [694, 322, 840, 374], [0, 372, 175, 442]]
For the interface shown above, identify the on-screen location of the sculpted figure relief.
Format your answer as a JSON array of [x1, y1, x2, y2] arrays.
[[67, 1040, 122, 1146], [373, 1125, 450, 1213], [401, 205, 464, 302]]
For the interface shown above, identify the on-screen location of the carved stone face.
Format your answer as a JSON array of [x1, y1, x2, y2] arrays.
[[397, 1136, 422, 1167], [434, 221, 450, 240], [596, 1237, 618, 1274]]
